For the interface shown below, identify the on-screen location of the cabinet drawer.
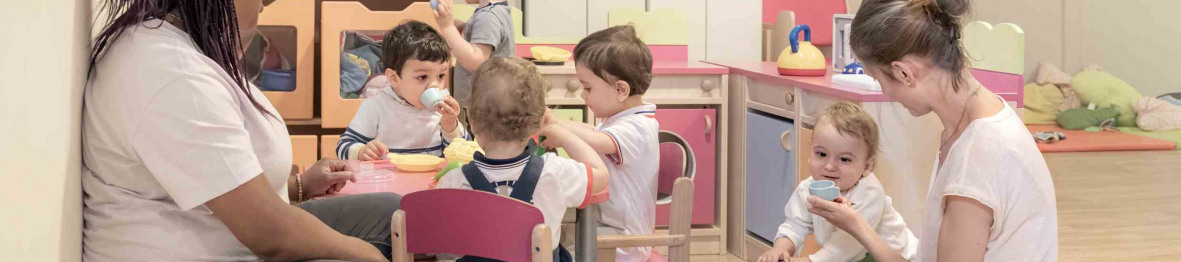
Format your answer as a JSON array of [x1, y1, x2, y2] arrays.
[[645, 75, 724, 100], [746, 80, 797, 117], [542, 74, 584, 104]]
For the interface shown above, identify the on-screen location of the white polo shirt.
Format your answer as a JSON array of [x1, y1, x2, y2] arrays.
[[435, 152, 593, 245], [81, 20, 291, 261], [776, 174, 919, 262], [595, 103, 661, 262]]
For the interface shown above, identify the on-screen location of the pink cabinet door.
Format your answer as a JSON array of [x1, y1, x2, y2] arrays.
[[654, 108, 717, 226]]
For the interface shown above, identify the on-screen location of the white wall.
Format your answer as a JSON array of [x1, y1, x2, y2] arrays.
[[706, 0, 762, 61], [0, 0, 90, 260]]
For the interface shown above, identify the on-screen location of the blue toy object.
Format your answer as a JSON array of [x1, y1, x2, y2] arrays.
[[842, 62, 865, 74], [260, 69, 297, 92], [1160, 93, 1181, 106], [430, 0, 439, 10]]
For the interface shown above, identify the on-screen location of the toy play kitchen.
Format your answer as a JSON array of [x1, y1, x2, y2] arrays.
[[776, 25, 827, 76]]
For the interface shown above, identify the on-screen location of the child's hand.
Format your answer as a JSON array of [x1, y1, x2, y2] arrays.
[[432, 0, 455, 29], [437, 95, 461, 133], [542, 108, 557, 126], [537, 124, 571, 149], [758, 248, 790, 262], [358, 140, 388, 161]]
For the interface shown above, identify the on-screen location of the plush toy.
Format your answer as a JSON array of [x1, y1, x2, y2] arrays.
[[1033, 131, 1067, 144], [1057, 107, 1120, 130]]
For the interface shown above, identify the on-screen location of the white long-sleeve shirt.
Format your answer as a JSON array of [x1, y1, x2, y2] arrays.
[[776, 174, 918, 262], [336, 87, 467, 159]]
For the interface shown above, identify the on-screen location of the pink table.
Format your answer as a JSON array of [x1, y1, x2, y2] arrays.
[[326, 160, 437, 197]]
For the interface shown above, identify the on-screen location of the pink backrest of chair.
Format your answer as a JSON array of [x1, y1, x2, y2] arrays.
[[400, 189, 545, 261]]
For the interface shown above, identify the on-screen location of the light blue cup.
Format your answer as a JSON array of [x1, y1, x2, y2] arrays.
[[420, 88, 445, 110], [808, 180, 840, 201], [430, 0, 439, 10]]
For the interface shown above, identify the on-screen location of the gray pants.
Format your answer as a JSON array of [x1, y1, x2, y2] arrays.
[[297, 192, 402, 259]]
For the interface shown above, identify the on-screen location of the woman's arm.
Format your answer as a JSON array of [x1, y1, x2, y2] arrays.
[[937, 196, 992, 262], [807, 196, 909, 262], [207, 175, 386, 262]]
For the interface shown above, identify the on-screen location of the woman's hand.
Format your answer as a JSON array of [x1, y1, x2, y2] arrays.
[[807, 196, 869, 235], [301, 159, 357, 198]]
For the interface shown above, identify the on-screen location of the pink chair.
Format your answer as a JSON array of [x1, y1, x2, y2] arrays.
[[391, 189, 554, 262]]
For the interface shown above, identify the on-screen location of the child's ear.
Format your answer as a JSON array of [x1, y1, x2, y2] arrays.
[[385, 68, 400, 88], [614, 80, 631, 101], [864, 156, 877, 176]]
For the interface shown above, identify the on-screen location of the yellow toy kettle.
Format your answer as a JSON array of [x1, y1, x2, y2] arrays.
[[777, 25, 827, 76]]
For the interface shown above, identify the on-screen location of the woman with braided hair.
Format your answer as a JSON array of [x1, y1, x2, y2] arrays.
[[82, 1, 396, 261]]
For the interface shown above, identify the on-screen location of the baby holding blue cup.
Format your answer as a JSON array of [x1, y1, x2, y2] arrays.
[[759, 102, 918, 262]]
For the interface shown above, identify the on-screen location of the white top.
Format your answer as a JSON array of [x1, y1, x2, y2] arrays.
[[336, 86, 467, 159], [595, 103, 661, 262], [776, 175, 919, 261], [81, 20, 291, 261], [918, 101, 1058, 261], [435, 152, 592, 245]]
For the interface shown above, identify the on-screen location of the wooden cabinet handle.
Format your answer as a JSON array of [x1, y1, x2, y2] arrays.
[[780, 130, 792, 152], [785, 91, 795, 106], [701, 79, 716, 93], [566, 79, 581, 93], [704, 115, 713, 135]]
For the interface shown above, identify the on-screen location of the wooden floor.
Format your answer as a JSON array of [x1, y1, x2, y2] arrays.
[[689, 150, 1181, 262], [1047, 150, 1181, 261]]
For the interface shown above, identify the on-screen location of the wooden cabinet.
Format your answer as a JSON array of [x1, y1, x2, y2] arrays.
[[257, 0, 316, 120], [654, 108, 717, 226], [743, 111, 796, 242], [290, 135, 319, 171]]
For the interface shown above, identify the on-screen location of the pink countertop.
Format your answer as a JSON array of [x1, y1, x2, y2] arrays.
[[536, 60, 728, 75], [704, 61, 1023, 104]]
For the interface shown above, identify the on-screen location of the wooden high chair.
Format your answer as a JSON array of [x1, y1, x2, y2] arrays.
[[391, 189, 554, 262], [596, 177, 694, 262]]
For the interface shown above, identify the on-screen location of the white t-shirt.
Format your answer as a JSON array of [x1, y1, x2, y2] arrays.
[[81, 20, 291, 261], [435, 152, 592, 245], [336, 84, 467, 159], [918, 101, 1058, 261], [595, 103, 661, 262], [776, 174, 918, 262]]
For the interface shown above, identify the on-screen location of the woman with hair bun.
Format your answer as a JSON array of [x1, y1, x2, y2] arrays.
[[805, 0, 1058, 261]]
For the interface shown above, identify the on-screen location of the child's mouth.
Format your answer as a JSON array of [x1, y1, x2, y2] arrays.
[[822, 175, 841, 181]]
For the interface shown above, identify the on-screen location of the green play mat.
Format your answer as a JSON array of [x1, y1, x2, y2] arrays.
[[1118, 127, 1181, 150]]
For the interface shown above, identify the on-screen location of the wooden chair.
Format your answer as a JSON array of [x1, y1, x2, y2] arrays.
[[596, 177, 694, 262], [763, 11, 796, 62], [391, 189, 553, 262]]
